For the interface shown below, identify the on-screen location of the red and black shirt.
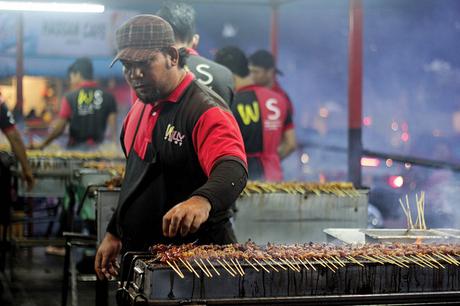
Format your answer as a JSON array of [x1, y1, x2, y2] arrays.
[[272, 80, 295, 131], [59, 81, 117, 147], [231, 85, 292, 181], [108, 72, 246, 248]]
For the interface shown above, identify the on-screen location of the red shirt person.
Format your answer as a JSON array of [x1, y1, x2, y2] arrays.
[[33, 58, 117, 150], [215, 46, 292, 181], [248, 50, 297, 159], [95, 15, 247, 280]]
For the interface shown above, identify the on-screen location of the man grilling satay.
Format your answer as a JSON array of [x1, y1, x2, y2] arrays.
[[95, 15, 248, 280], [215, 46, 292, 182], [156, 1, 235, 106]]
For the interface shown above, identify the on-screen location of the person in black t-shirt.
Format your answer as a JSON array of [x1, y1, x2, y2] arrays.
[[157, 1, 235, 106], [32, 58, 118, 150]]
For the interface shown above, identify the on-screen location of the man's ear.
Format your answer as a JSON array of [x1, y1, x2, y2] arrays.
[[164, 47, 180, 68], [191, 34, 200, 50]]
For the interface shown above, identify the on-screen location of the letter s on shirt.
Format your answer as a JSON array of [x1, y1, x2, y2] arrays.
[[195, 64, 214, 86], [266, 98, 280, 121]]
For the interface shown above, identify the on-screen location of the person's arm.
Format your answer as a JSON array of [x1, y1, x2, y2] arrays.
[[162, 160, 247, 237], [34, 118, 67, 149], [4, 128, 35, 190], [279, 128, 297, 159]]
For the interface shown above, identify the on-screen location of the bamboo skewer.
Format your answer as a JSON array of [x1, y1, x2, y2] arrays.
[[270, 258, 287, 271], [179, 258, 193, 273], [291, 257, 302, 271], [314, 257, 326, 267], [424, 254, 445, 269], [200, 258, 213, 277], [405, 256, 426, 268], [244, 258, 259, 272], [346, 256, 364, 267], [297, 258, 310, 270], [166, 260, 185, 278], [324, 257, 339, 270], [405, 194, 414, 229], [445, 254, 460, 265], [182, 258, 200, 278], [233, 259, 245, 276], [194, 259, 212, 277], [217, 259, 235, 277], [304, 258, 316, 271], [334, 256, 346, 267], [207, 259, 221, 276], [223, 259, 238, 276], [390, 256, 410, 268], [172, 260, 186, 277], [417, 254, 438, 269], [434, 253, 453, 265], [229, 259, 241, 276], [254, 258, 270, 273], [279, 258, 299, 272], [318, 258, 336, 272], [263, 259, 279, 272]]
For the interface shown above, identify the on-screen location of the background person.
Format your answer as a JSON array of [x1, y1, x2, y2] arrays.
[[32, 58, 118, 150], [248, 50, 297, 158], [215, 46, 292, 181]]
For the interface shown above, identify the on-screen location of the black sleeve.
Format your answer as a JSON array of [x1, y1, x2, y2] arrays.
[[0, 103, 15, 131], [106, 213, 120, 238], [191, 159, 247, 214]]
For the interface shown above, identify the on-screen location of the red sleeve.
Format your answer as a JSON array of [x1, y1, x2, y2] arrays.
[[58, 97, 72, 119], [192, 107, 247, 177]]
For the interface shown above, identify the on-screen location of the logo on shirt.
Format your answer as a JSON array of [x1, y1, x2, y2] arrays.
[[164, 124, 185, 146], [237, 101, 260, 125], [77, 89, 103, 115]]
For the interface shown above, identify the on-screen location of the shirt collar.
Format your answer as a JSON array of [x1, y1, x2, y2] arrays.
[[77, 81, 98, 88], [186, 48, 199, 56], [157, 72, 194, 103]]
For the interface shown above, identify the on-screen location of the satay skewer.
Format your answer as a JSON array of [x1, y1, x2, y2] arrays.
[[445, 254, 460, 265], [254, 258, 270, 273], [433, 253, 453, 265], [324, 257, 339, 270], [222, 259, 238, 276], [194, 259, 212, 277], [304, 258, 316, 271], [244, 258, 259, 272], [166, 260, 185, 278], [179, 258, 193, 273], [424, 254, 445, 269], [206, 259, 221, 276], [297, 258, 310, 270], [405, 256, 426, 268], [200, 258, 213, 277], [279, 258, 299, 272], [334, 256, 346, 267], [291, 257, 302, 270], [217, 259, 235, 277], [232, 258, 245, 276], [346, 256, 364, 267], [263, 259, 279, 272], [414, 255, 436, 269], [270, 258, 287, 271], [318, 258, 336, 272], [313, 257, 326, 267]]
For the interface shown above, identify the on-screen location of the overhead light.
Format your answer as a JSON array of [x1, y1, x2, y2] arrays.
[[0, 2, 105, 13], [360, 157, 380, 167]]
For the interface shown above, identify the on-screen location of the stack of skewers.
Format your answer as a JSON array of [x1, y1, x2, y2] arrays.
[[148, 242, 460, 279]]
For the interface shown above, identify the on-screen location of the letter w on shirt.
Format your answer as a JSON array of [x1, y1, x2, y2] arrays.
[[237, 101, 260, 125]]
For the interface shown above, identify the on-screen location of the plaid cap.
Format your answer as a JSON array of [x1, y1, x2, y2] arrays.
[[248, 50, 283, 75], [110, 14, 175, 67]]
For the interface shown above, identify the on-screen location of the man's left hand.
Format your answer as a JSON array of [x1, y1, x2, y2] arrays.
[[162, 196, 211, 238]]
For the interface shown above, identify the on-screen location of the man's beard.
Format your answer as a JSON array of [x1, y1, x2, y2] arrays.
[[135, 87, 163, 104]]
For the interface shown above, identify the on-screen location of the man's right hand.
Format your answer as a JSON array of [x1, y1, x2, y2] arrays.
[[95, 232, 122, 280]]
